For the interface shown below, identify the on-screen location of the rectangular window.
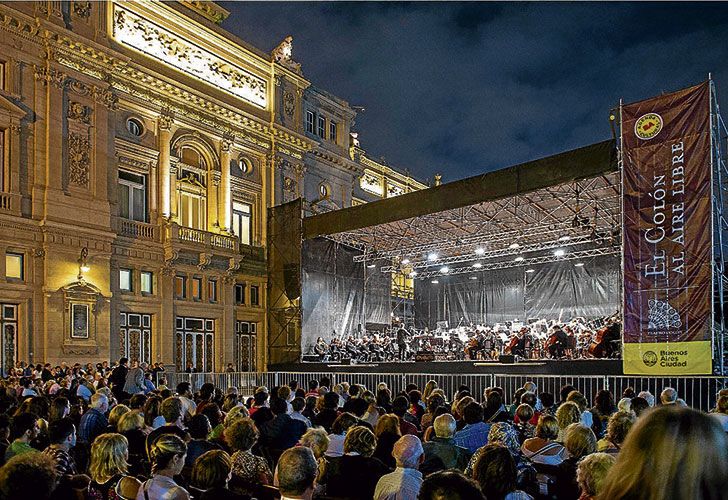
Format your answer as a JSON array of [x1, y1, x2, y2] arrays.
[[180, 191, 206, 230], [250, 285, 260, 306], [317, 115, 326, 138], [118, 171, 146, 222], [175, 275, 187, 299], [0, 129, 5, 192], [235, 284, 245, 305], [141, 271, 153, 294], [232, 201, 252, 246], [0, 61, 5, 91], [119, 268, 133, 291], [208, 279, 218, 303], [5, 252, 23, 280], [329, 121, 337, 143], [192, 277, 202, 300], [305, 110, 315, 133]]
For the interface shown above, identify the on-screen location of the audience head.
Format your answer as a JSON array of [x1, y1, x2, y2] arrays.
[[606, 411, 636, 446], [224, 417, 258, 452], [567, 390, 588, 412], [560, 384, 576, 403], [0, 452, 58, 500], [331, 412, 358, 435], [47, 417, 76, 448], [291, 397, 306, 413], [539, 392, 555, 409], [117, 410, 145, 433], [90, 392, 109, 412], [564, 423, 597, 459], [556, 401, 581, 431], [600, 406, 728, 499], [375, 414, 402, 438], [393, 434, 424, 469], [515, 403, 534, 424], [577, 452, 615, 499], [323, 391, 339, 409], [150, 434, 187, 475], [487, 423, 520, 457], [660, 387, 678, 405], [392, 396, 410, 417], [343, 426, 377, 457], [89, 433, 129, 483], [189, 414, 212, 440], [637, 390, 655, 407], [299, 427, 330, 460], [108, 404, 130, 429], [10, 412, 39, 441], [535, 414, 560, 440], [463, 402, 484, 425], [160, 396, 183, 424], [419, 470, 485, 500], [192, 450, 232, 490], [473, 444, 517, 499], [270, 397, 288, 416], [630, 396, 649, 417], [277, 447, 317, 499], [520, 391, 537, 409], [617, 397, 631, 413], [717, 395, 728, 415], [433, 413, 457, 439]]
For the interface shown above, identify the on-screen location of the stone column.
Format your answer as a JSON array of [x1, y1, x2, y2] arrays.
[[158, 112, 173, 220], [219, 134, 233, 232], [208, 172, 220, 231]]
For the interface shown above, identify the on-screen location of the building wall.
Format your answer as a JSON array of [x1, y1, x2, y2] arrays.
[[0, 0, 425, 372]]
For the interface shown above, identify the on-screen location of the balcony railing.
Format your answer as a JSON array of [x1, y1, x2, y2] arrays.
[[116, 218, 158, 241], [166, 223, 240, 253]]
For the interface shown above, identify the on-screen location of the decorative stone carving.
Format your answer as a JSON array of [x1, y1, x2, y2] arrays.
[[112, 5, 267, 108], [67, 101, 91, 124], [34, 67, 67, 89], [159, 108, 175, 130], [284, 92, 295, 118], [283, 176, 295, 193], [68, 132, 91, 187], [271, 36, 302, 74], [221, 131, 235, 152], [197, 252, 212, 271], [93, 88, 118, 110], [73, 1, 92, 18]]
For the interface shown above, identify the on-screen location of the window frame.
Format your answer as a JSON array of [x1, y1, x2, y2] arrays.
[[175, 275, 187, 299], [317, 115, 326, 138], [5, 252, 23, 281], [250, 285, 260, 306], [232, 201, 252, 246], [119, 268, 133, 292], [235, 283, 246, 305], [208, 279, 218, 303], [140, 271, 153, 294], [118, 170, 147, 222], [329, 121, 337, 143], [305, 110, 315, 134]]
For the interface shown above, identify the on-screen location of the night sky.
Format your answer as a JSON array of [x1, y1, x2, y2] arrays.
[[220, 2, 728, 184]]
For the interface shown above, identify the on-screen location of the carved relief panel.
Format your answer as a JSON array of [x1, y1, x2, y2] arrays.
[[65, 99, 93, 190]]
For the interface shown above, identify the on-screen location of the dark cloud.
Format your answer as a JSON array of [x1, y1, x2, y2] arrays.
[[220, 1, 728, 182]]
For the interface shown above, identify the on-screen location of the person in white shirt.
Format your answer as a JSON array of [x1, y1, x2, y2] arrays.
[[374, 434, 425, 500]]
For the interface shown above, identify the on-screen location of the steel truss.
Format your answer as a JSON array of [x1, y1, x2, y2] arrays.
[[414, 247, 620, 279]]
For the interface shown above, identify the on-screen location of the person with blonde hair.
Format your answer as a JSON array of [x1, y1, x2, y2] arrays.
[[576, 452, 615, 499], [596, 411, 636, 455], [567, 390, 593, 428], [373, 413, 402, 468], [88, 433, 141, 500], [521, 414, 567, 465], [323, 426, 391, 500], [137, 434, 189, 499], [107, 404, 130, 432], [423, 380, 438, 402], [599, 406, 728, 499], [555, 401, 581, 442], [299, 427, 330, 461], [117, 410, 148, 476], [553, 423, 596, 499]]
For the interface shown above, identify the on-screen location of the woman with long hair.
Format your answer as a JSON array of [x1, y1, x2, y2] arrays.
[[87, 433, 142, 500], [372, 414, 402, 468], [599, 406, 728, 499], [555, 401, 581, 442], [137, 434, 189, 500]]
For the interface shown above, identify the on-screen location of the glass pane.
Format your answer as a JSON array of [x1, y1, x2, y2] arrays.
[[118, 183, 130, 219], [141, 272, 152, 293], [5, 254, 22, 280], [231, 212, 240, 238], [175, 276, 186, 298], [132, 186, 145, 222], [180, 194, 190, 227], [119, 269, 132, 290], [192, 278, 201, 299], [241, 214, 251, 245]]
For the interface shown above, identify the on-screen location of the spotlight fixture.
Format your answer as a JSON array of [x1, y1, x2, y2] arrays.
[[554, 249, 566, 257], [401, 258, 410, 265], [509, 243, 520, 249], [558, 235, 571, 241], [514, 256, 524, 262], [473, 263, 483, 268], [475, 247, 485, 255], [431, 280, 439, 284], [525, 268, 536, 273], [574, 262, 585, 267], [367, 263, 376, 269], [469, 276, 478, 280], [427, 252, 438, 261], [440, 266, 450, 274]]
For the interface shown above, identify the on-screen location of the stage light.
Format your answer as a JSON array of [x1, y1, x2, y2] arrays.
[[525, 268, 536, 273], [401, 258, 410, 265], [514, 256, 524, 262], [367, 263, 376, 268], [575, 262, 585, 267], [409, 271, 418, 277], [554, 249, 566, 257], [440, 266, 449, 274], [475, 247, 485, 255], [473, 263, 482, 268], [431, 280, 439, 284], [469, 276, 478, 280], [559, 235, 571, 241], [427, 252, 438, 261], [509, 243, 520, 249]]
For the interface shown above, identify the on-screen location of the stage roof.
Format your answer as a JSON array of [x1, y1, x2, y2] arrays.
[[303, 139, 620, 278]]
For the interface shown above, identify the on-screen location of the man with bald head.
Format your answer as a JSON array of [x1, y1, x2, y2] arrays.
[[374, 434, 425, 500], [422, 413, 471, 473]]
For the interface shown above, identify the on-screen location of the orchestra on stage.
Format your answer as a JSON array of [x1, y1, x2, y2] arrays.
[[311, 313, 622, 364]]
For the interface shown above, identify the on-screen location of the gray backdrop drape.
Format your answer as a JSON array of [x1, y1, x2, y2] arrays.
[[414, 255, 620, 329]]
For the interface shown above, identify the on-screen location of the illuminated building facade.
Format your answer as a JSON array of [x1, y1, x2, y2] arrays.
[[0, 0, 425, 372]]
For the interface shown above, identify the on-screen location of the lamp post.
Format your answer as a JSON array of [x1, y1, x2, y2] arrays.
[[77, 246, 90, 281]]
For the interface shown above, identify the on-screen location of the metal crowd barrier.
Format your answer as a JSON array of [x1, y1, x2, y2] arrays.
[[163, 371, 728, 412]]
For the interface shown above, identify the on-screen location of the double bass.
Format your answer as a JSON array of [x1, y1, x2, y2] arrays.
[[588, 323, 620, 358], [504, 334, 519, 354]]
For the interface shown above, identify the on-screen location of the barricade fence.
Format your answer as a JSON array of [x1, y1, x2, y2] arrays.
[[163, 371, 728, 413]]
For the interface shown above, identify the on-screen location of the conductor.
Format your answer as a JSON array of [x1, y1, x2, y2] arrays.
[[396, 324, 410, 361]]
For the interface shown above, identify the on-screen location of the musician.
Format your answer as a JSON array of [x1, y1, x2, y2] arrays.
[[510, 328, 528, 358], [564, 326, 577, 359], [314, 336, 328, 361], [547, 326, 568, 359], [396, 324, 410, 361]]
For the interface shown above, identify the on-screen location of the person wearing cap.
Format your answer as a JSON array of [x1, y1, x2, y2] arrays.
[[374, 434, 425, 500]]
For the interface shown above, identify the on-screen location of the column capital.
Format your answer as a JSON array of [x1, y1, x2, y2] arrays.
[[221, 131, 235, 152], [159, 108, 175, 131]]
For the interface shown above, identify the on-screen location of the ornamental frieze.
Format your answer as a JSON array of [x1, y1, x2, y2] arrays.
[[68, 132, 91, 187]]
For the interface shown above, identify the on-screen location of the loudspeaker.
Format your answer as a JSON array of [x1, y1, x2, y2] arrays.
[[283, 264, 301, 299], [301, 355, 319, 363], [499, 355, 516, 364], [339, 357, 352, 365]]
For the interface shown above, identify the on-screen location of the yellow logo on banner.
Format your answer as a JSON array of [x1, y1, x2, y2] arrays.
[[634, 113, 663, 140], [623, 341, 712, 375]]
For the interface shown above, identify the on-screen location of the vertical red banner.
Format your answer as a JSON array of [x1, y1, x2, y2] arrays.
[[621, 81, 713, 374]]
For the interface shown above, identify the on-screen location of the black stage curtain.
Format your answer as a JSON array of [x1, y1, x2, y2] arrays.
[[414, 254, 620, 329]]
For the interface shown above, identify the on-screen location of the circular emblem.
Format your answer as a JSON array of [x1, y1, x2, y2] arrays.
[[642, 350, 658, 367], [635, 113, 663, 140]]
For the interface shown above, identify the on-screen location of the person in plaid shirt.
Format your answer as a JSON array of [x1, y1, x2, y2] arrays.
[[42, 418, 77, 476]]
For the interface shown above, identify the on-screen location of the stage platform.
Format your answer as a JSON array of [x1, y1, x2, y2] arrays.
[[269, 359, 623, 376]]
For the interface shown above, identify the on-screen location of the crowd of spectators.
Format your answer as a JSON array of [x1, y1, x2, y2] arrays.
[[0, 359, 727, 500]]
